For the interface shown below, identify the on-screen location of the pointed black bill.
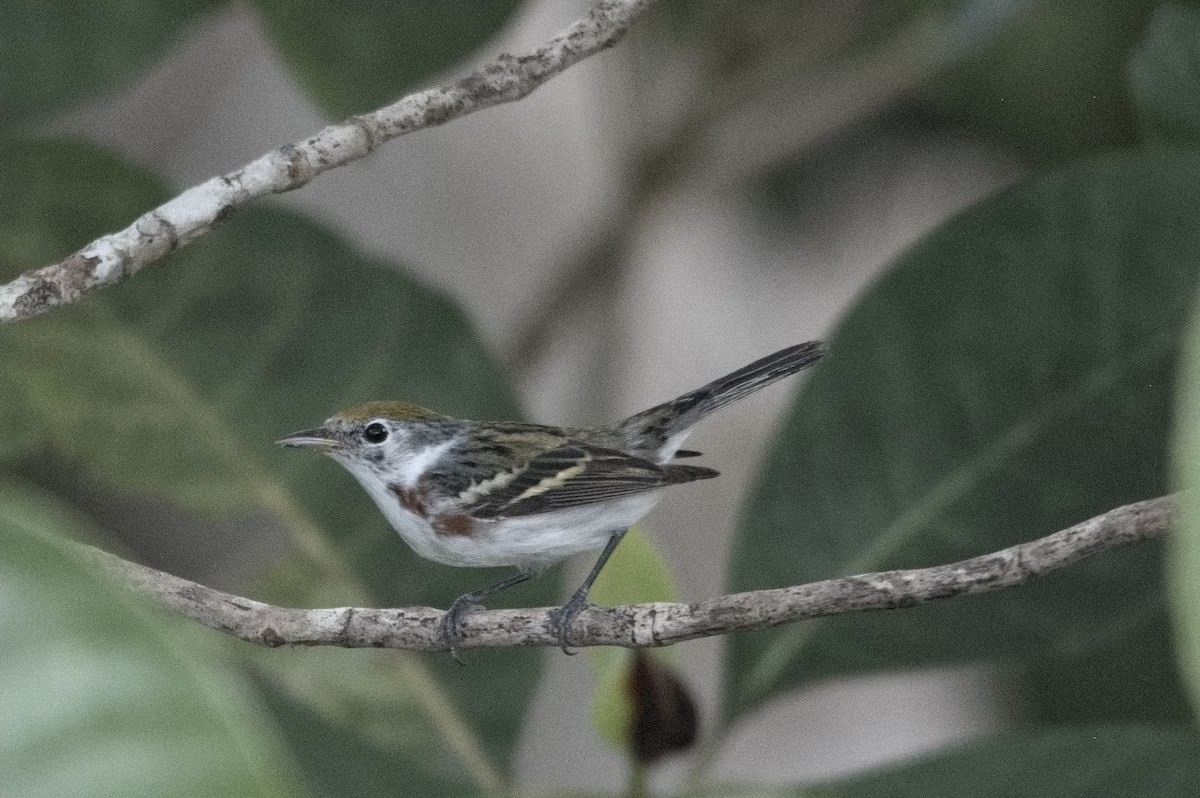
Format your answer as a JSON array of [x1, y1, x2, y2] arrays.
[[276, 427, 341, 450]]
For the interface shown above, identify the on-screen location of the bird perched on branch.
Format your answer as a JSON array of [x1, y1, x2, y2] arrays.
[[280, 341, 826, 658]]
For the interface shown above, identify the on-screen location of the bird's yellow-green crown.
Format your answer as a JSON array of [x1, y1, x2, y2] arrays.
[[333, 400, 446, 423]]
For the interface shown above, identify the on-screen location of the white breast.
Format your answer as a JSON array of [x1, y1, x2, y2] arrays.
[[429, 492, 663, 570], [354, 470, 662, 571]]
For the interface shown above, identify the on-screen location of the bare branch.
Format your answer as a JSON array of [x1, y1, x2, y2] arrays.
[[81, 495, 1173, 652], [0, 0, 656, 324]]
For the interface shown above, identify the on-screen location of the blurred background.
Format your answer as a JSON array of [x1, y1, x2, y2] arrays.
[[4, 0, 1192, 795]]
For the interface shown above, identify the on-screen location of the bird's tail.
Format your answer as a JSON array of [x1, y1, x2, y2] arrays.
[[615, 341, 826, 460]]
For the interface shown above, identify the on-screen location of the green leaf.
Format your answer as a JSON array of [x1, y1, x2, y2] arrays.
[[925, 0, 1156, 163], [589, 525, 678, 609], [0, 136, 553, 784], [0, 481, 296, 798], [726, 151, 1200, 722], [0, 137, 171, 273], [0, 139, 307, 519], [248, 652, 481, 798], [1171, 291, 1200, 715], [819, 726, 1200, 797], [1, 304, 283, 513], [0, 2, 217, 128], [2, 140, 275, 510], [253, 0, 522, 119], [1127, 3, 1200, 147]]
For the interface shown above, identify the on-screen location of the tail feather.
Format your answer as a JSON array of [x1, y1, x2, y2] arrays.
[[661, 463, 721, 483], [677, 341, 826, 418], [616, 341, 826, 459]]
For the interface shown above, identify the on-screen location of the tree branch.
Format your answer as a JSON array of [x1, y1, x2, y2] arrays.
[[81, 494, 1173, 652], [0, 0, 656, 324]]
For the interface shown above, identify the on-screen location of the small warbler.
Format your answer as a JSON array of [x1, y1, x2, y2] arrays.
[[279, 341, 825, 657]]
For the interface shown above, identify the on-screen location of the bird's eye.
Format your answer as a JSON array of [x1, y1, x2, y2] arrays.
[[363, 422, 389, 444]]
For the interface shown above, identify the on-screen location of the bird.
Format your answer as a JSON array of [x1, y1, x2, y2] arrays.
[[278, 341, 826, 658]]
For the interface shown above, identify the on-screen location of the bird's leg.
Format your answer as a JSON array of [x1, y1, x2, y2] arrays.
[[550, 528, 628, 655], [442, 571, 532, 663]]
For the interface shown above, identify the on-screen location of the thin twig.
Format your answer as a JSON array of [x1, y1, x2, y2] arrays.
[[80, 495, 1173, 653], [0, 0, 656, 324]]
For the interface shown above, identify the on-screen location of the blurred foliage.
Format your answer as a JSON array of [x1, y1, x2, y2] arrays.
[[923, 0, 1158, 165], [0, 1, 520, 126], [1128, 3, 1200, 146], [815, 727, 1200, 797], [4, 1, 1200, 796], [0, 0, 219, 127], [0, 482, 296, 798], [251, 652, 482, 798], [253, 0, 522, 119], [1171, 168, 1200, 717]]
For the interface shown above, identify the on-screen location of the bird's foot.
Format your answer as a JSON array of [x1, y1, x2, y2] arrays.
[[548, 589, 596, 655], [441, 593, 483, 664]]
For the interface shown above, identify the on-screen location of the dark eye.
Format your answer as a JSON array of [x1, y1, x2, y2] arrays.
[[363, 422, 388, 444]]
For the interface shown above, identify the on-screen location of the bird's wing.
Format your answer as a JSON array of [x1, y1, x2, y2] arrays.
[[459, 444, 717, 520]]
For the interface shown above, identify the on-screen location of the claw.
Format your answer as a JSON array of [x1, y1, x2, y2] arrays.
[[548, 591, 595, 655], [438, 571, 535, 662], [441, 595, 481, 664], [546, 529, 625, 654]]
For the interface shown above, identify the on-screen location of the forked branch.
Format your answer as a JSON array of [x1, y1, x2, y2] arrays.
[[81, 495, 1173, 652]]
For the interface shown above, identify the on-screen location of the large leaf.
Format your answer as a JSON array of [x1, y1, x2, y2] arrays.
[[0, 2, 216, 128], [2, 303, 283, 513], [819, 727, 1200, 797], [925, 0, 1156, 163], [1171, 276, 1200, 715], [253, 0, 521, 119], [0, 482, 296, 798], [1127, 3, 1200, 147], [248, 652, 481, 798], [0, 136, 554, 784], [0, 137, 171, 276], [1, 138, 194, 474], [725, 151, 1200, 722]]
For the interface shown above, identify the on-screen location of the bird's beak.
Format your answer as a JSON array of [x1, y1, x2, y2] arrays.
[[276, 427, 342, 450]]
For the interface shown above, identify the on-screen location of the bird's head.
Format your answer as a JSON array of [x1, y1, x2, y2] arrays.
[[278, 401, 455, 486]]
